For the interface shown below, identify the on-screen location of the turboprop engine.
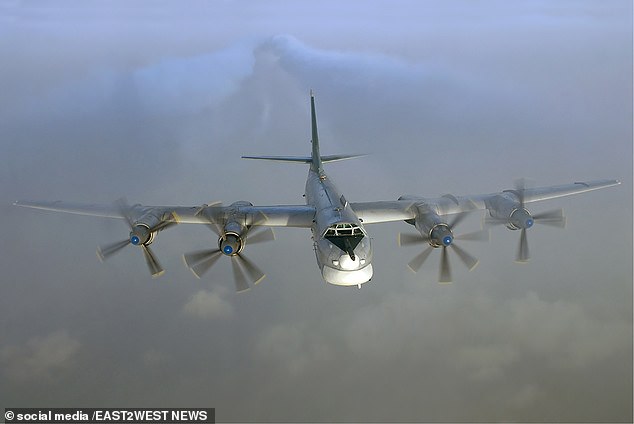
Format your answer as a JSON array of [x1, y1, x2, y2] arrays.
[[183, 201, 275, 292], [96, 199, 178, 277], [485, 180, 566, 262], [398, 203, 488, 283]]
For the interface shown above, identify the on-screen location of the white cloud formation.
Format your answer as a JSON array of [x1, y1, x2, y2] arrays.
[[0, 1, 630, 421], [183, 288, 234, 319], [0, 330, 81, 383]]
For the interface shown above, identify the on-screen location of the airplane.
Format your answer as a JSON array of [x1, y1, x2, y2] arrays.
[[14, 92, 620, 291]]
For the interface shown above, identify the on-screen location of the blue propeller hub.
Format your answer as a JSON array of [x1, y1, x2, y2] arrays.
[[129, 225, 151, 246], [429, 224, 454, 248], [219, 233, 241, 256]]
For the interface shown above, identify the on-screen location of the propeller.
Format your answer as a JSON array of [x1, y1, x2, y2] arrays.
[[96, 198, 176, 277], [398, 211, 489, 283], [485, 179, 566, 262], [183, 207, 275, 292]]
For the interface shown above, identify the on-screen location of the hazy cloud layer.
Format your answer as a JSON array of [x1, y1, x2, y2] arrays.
[[1, 330, 81, 383], [1, 1, 631, 422], [183, 288, 234, 320]]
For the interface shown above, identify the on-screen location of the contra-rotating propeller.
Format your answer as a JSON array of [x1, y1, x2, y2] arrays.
[[398, 211, 489, 283], [96, 199, 176, 277], [485, 179, 566, 262], [183, 207, 275, 292]]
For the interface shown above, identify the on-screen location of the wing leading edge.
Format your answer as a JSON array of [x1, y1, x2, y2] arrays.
[[15, 179, 619, 227], [14, 200, 316, 228], [351, 179, 620, 223]]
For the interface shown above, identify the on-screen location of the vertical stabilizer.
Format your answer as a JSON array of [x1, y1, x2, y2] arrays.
[[310, 90, 323, 172], [242, 92, 365, 166]]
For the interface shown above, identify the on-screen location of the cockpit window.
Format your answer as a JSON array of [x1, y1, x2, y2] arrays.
[[323, 223, 364, 237], [323, 223, 365, 260]]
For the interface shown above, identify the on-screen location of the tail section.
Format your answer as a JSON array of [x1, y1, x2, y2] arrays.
[[309, 90, 322, 172], [241, 91, 365, 166]]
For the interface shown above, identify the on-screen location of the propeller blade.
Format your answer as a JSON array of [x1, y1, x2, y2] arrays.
[[448, 210, 470, 230], [115, 198, 134, 228], [230, 256, 250, 292], [516, 228, 530, 263], [398, 232, 428, 247], [235, 253, 266, 285], [484, 216, 508, 227], [456, 229, 490, 242], [451, 244, 479, 271], [534, 209, 566, 228], [141, 245, 164, 277], [514, 178, 527, 208], [151, 214, 179, 233], [246, 227, 275, 245], [251, 211, 269, 226], [197, 204, 224, 236], [407, 246, 434, 272], [97, 239, 130, 261], [439, 246, 452, 283], [533, 209, 564, 220], [183, 249, 223, 278]]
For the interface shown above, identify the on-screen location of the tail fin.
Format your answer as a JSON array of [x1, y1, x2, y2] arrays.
[[242, 91, 366, 166], [309, 89, 322, 172]]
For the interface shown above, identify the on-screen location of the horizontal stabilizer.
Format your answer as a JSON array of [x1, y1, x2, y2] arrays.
[[242, 154, 366, 164]]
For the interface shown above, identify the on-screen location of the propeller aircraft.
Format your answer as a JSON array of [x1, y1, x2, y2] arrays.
[[14, 92, 620, 291]]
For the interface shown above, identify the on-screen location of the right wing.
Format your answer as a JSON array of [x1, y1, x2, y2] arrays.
[[350, 179, 621, 223]]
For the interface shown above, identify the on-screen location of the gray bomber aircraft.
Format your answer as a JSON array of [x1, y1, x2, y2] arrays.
[[14, 92, 620, 291]]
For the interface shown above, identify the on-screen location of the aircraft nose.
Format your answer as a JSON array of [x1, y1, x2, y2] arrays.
[[339, 254, 360, 270]]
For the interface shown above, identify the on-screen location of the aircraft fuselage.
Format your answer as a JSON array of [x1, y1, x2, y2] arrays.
[[305, 168, 373, 286]]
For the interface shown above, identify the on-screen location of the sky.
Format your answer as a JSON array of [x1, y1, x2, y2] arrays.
[[0, 1, 632, 422]]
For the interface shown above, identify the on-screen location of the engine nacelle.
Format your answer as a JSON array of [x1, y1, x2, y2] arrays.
[[127, 211, 165, 246], [411, 204, 454, 247], [217, 219, 247, 256], [485, 193, 534, 230]]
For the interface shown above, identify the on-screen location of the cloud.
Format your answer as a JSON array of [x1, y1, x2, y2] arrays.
[[183, 288, 234, 319], [455, 344, 520, 381], [6, 40, 259, 123], [0, 1, 630, 421], [255, 322, 334, 376], [0, 330, 81, 383], [506, 292, 631, 367], [142, 348, 170, 368]]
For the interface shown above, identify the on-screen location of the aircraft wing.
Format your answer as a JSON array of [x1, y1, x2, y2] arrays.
[[14, 179, 618, 227], [351, 179, 620, 223], [13, 200, 316, 228], [350, 200, 416, 224]]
